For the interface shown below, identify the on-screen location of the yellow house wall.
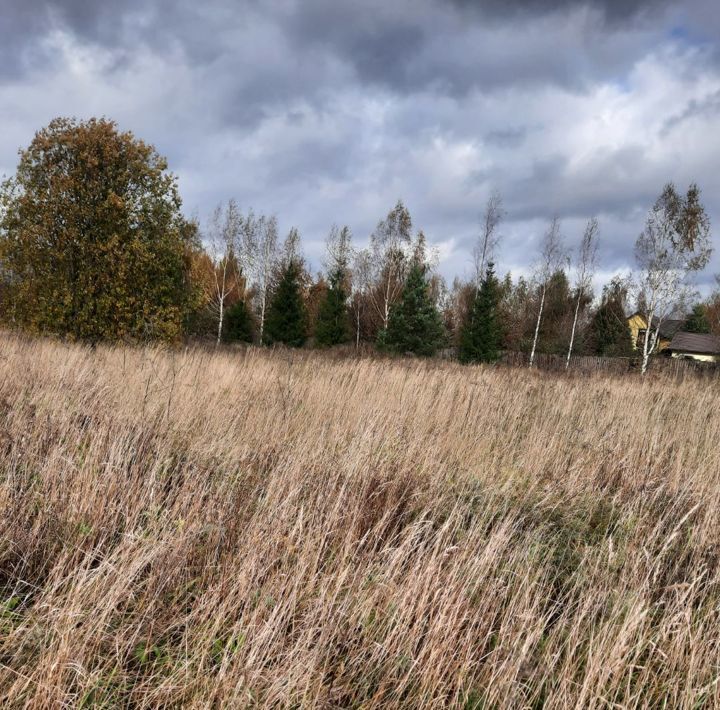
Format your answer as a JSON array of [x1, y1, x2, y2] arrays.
[[626, 314, 671, 352], [627, 314, 647, 351]]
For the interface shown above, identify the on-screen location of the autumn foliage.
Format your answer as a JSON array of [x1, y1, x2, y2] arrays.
[[0, 118, 194, 342]]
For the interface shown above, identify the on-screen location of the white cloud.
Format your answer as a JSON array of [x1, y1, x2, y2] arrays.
[[1, 0, 719, 292]]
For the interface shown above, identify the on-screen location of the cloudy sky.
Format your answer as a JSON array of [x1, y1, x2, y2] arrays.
[[2, 0, 719, 289]]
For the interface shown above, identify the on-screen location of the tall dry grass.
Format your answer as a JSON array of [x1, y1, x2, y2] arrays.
[[0, 335, 719, 708]]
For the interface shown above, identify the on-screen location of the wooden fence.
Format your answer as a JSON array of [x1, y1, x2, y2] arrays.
[[498, 350, 720, 379], [499, 351, 630, 374]]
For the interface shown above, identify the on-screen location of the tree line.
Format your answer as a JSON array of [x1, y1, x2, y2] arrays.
[[0, 117, 715, 371]]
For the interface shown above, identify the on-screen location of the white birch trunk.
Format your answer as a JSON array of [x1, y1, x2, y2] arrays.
[[565, 290, 582, 370], [640, 303, 658, 375], [641, 324, 651, 375], [641, 321, 660, 375], [640, 308, 660, 375], [258, 291, 267, 345], [383, 276, 392, 331], [216, 298, 224, 346], [529, 284, 546, 368]]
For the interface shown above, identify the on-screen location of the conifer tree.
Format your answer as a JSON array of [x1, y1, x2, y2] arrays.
[[264, 260, 307, 347], [459, 262, 502, 364], [382, 262, 445, 356], [588, 279, 633, 356], [223, 298, 254, 343], [315, 267, 351, 347], [685, 304, 711, 334]]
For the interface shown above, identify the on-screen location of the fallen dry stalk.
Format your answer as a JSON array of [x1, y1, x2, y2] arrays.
[[0, 336, 719, 708]]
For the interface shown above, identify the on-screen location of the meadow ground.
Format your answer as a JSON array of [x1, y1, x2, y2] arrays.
[[1, 336, 719, 708]]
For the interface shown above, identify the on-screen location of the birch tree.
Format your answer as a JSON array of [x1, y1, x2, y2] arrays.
[[565, 217, 598, 368], [473, 191, 504, 287], [325, 224, 353, 275], [351, 248, 372, 348], [280, 227, 302, 269], [412, 229, 440, 274], [205, 200, 243, 345], [367, 200, 413, 334], [529, 216, 565, 368], [242, 212, 279, 345], [634, 183, 711, 374]]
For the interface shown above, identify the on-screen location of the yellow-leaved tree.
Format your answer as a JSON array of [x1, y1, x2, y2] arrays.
[[0, 117, 196, 342]]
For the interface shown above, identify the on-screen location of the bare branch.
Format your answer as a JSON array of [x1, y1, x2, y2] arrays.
[[566, 217, 599, 368], [530, 215, 566, 368], [634, 183, 712, 374], [472, 190, 504, 285]]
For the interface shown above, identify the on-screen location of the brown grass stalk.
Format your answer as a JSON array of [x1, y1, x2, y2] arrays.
[[0, 335, 719, 707]]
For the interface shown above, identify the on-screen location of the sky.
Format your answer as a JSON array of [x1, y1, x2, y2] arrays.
[[1, 0, 720, 290]]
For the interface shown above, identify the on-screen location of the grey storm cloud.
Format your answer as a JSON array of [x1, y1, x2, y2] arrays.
[[1, 0, 720, 289], [273, 0, 679, 97], [0, 0, 676, 92], [449, 0, 671, 22], [662, 89, 720, 136]]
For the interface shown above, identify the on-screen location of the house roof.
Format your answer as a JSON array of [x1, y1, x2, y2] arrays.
[[668, 332, 720, 355], [653, 318, 686, 339], [626, 312, 686, 339], [627, 311, 687, 340]]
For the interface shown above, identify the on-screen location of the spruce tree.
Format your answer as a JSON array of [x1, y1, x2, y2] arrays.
[[223, 298, 254, 343], [315, 267, 350, 347], [459, 262, 502, 364], [685, 304, 711, 334], [589, 281, 633, 356], [265, 261, 307, 347], [382, 262, 445, 356]]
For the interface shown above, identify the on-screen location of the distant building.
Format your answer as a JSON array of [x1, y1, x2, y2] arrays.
[[626, 312, 686, 353], [667, 332, 720, 363]]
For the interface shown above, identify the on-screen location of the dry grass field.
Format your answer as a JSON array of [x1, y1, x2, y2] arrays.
[[1, 336, 719, 708]]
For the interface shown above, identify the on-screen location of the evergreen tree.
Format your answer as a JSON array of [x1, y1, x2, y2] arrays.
[[538, 269, 576, 355], [381, 262, 445, 356], [588, 279, 633, 356], [459, 262, 502, 364], [315, 267, 351, 347], [223, 298, 254, 343], [264, 260, 307, 347], [305, 276, 328, 341], [685, 304, 711, 334]]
